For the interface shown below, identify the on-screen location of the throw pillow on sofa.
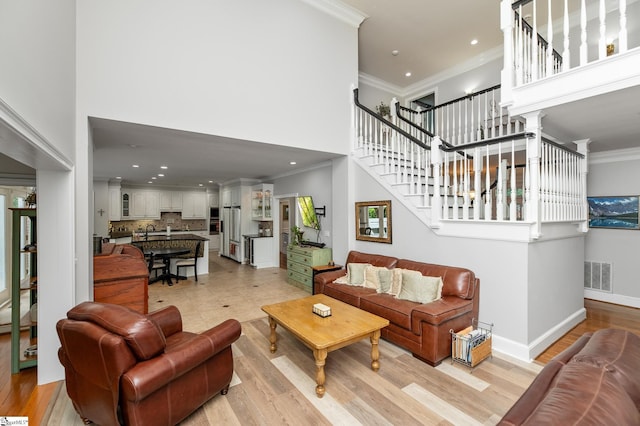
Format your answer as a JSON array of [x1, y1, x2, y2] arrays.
[[389, 268, 403, 296], [347, 263, 371, 286], [364, 265, 393, 291], [397, 270, 443, 304]]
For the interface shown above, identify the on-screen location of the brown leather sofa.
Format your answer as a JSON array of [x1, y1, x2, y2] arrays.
[[57, 301, 241, 426], [314, 250, 479, 366], [499, 328, 640, 425]]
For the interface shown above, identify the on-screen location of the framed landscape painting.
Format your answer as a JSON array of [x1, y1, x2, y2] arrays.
[[587, 196, 640, 229]]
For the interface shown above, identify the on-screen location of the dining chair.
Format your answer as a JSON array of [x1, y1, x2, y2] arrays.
[[176, 241, 201, 281], [148, 253, 168, 284]]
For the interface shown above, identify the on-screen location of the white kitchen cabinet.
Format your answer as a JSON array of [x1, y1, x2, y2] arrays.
[[108, 185, 121, 221], [182, 192, 207, 219], [222, 189, 231, 207], [131, 190, 160, 219], [251, 183, 273, 221], [231, 187, 241, 207], [208, 192, 219, 208], [160, 190, 183, 211]]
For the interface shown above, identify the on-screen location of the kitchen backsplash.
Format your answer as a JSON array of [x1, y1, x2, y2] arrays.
[[110, 212, 206, 233]]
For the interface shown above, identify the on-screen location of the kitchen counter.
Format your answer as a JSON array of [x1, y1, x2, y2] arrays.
[[242, 234, 273, 238], [132, 233, 209, 242]]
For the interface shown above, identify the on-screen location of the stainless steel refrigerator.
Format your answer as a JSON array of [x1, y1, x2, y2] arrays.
[[222, 206, 241, 262]]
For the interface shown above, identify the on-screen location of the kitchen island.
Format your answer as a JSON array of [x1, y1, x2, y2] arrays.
[[132, 233, 209, 278]]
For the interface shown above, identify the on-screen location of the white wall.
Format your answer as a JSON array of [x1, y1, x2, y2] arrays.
[[585, 155, 640, 307], [273, 163, 334, 247], [351, 163, 586, 360], [77, 0, 358, 156], [0, 0, 76, 160], [0, 0, 77, 384]]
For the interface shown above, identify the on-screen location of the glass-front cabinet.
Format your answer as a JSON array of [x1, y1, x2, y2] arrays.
[[251, 184, 273, 221]]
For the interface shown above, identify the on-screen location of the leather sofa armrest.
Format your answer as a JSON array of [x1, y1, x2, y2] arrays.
[[121, 319, 241, 401], [147, 305, 183, 337], [314, 269, 347, 294]]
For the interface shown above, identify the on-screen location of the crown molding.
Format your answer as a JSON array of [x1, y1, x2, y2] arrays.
[[402, 45, 504, 100], [298, 0, 367, 28], [589, 147, 640, 164], [358, 72, 404, 95], [0, 96, 73, 171]]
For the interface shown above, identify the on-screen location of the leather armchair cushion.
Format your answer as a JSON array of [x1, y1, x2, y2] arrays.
[[68, 302, 166, 360]]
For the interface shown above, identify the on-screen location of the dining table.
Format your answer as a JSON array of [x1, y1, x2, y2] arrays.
[[144, 247, 190, 285]]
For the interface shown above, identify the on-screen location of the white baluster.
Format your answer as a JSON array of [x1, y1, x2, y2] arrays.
[[452, 153, 459, 219], [474, 147, 481, 220], [619, 0, 628, 52], [510, 141, 517, 221], [546, 0, 554, 78], [484, 144, 492, 220], [599, 0, 606, 60], [496, 145, 504, 221], [443, 151, 450, 219], [531, 0, 538, 81], [580, 0, 588, 66], [431, 138, 443, 226]]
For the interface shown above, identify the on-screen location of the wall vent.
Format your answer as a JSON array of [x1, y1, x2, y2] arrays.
[[584, 261, 612, 292]]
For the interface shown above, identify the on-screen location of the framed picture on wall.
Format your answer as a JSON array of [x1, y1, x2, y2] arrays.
[[587, 196, 640, 229]]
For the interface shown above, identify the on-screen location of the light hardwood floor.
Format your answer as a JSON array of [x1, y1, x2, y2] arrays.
[[2, 253, 640, 422]]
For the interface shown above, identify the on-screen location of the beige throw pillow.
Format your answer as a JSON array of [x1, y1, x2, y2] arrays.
[[397, 271, 443, 304], [388, 268, 403, 296], [363, 265, 381, 289], [347, 263, 371, 286]]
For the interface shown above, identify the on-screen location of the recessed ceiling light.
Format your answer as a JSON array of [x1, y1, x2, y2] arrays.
[[405, 72, 412, 77], [198, 183, 203, 187], [116, 176, 122, 179], [471, 39, 478, 45], [151, 177, 157, 180], [160, 165, 168, 169], [391, 50, 399, 56], [132, 164, 139, 168], [129, 144, 138, 148], [147, 181, 153, 184], [157, 174, 164, 177], [208, 180, 213, 183], [290, 161, 297, 165]]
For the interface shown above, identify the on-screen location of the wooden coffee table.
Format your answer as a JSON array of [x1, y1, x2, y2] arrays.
[[261, 294, 389, 398]]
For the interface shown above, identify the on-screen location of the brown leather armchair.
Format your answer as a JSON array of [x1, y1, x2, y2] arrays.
[[57, 301, 241, 426]]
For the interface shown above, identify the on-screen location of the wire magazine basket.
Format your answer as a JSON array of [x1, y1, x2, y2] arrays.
[[450, 319, 493, 369]]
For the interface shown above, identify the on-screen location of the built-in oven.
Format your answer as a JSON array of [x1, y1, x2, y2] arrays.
[[209, 207, 220, 234]]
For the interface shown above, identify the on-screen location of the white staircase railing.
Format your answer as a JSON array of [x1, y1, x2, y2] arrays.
[[352, 89, 588, 235], [502, 0, 635, 89]]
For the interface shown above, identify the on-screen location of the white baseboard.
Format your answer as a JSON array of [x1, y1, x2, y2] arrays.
[[492, 307, 587, 362], [584, 290, 640, 309]]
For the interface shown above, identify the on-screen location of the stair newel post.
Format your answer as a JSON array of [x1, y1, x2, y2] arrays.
[[495, 143, 504, 220], [510, 140, 517, 221], [462, 154, 469, 220], [452, 151, 459, 219], [575, 139, 590, 231], [351, 86, 357, 151], [523, 111, 542, 238], [431, 137, 443, 226], [473, 147, 482, 220]]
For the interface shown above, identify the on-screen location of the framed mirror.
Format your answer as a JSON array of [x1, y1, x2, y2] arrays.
[[355, 200, 392, 243]]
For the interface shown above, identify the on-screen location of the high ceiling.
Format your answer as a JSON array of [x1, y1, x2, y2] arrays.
[[4, 1, 640, 189]]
